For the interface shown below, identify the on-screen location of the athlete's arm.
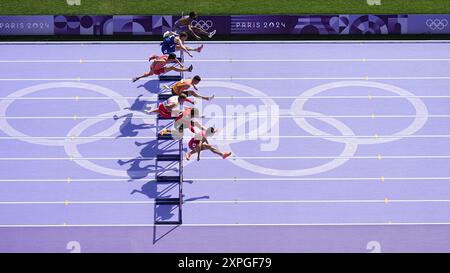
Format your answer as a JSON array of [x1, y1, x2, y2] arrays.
[[187, 24, 201, 40], [166, 102, 177, 108], [175, 37, 193, 57], [183, 97, 195, 104], [153, 59, 166, 64], [175, 58, 184, 67]]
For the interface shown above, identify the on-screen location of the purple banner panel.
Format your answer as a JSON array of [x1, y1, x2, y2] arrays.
[[0, 16, 54, 35], [1, 15, 450, 36], [113, 15, 152, 35], [408, 15, 450, 34], [54, 16, 113, 35], [152, 15, 173, 35], [174, 15, 231, 35], [292, 15, 408, 35], [231, 15, 298, 34]]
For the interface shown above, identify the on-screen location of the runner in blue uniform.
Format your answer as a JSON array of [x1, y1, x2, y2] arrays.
[[160, 32, 203, 58]]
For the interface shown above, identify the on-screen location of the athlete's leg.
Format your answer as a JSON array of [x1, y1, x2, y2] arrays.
[[176, 44, 203, 52], [185, 145, 201, 160], [191, 26, 209, 37], [132, 71, 154, 83], [202, 143, 232, 159], [164, 65, 193, 73]]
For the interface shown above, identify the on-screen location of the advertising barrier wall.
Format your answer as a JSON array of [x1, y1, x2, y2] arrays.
[[0, 15, 449, 36]]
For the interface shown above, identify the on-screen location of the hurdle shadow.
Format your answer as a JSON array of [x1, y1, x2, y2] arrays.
[[152, 187, 210, 244]]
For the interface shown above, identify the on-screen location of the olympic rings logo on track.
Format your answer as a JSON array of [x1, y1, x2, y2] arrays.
[[426, 19, 449, 31], [191, 20, 213, 31], [0, 81, 429, 178]]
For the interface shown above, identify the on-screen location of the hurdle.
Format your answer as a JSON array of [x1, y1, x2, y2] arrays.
[[154, 51, 185, 225]]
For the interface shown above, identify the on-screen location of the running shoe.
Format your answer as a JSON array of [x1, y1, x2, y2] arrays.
[[196, 45, 204, 52], [208, 30, 217, 38], [132, 77, 138, 83], [188, 64, 193, 72], [159, 128, 168, 136], [222, 152, 232, 159]]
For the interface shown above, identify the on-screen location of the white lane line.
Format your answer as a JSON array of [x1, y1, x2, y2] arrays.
[[0, 177, 449, 183], [190, 177, 450, 182], [0, 222, 449, 228], [1, 40, 449, 44], [2, 58, 450, 64], [2, 95, 450, 100], [2, 135, 450, 140], [0, 114, 446, 119], [2, 76, 450, 81], [1, 155, 450, 161], [1, 199, 450, 205]]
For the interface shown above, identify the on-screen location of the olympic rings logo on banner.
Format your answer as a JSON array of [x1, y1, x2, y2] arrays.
[[426, 19, 448, 31], [0, 81, 429, 178], [191, 20, 213, 31]]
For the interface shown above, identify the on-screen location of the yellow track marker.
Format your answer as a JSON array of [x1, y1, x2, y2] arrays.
[[362, 58, 367, 62], [371, 113, 376, 119], [75, 96, 80, 101], [73, 115, 78, 121], [377, 154, 382, 160], [364, 75, 369, 81], [79, 59, 83, 64], [384, 198, 389, 204], [67, 177, 72, 183], [374, 134, 379, 139], [64, 200, 69, 206], [368, 94, 373, 100], [63, 222, 67, 226], [69, 155, 74, 161], [381, 176, 385, 182]]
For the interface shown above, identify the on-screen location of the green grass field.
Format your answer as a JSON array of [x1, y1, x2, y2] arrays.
[[0, 0, 450, 15]]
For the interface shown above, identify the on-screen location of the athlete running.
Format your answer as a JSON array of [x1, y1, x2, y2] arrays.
[[164, 75, 214, 101], [185, 127, 232, 161], [132, 53, 193, 83], [160, 32, 203, 58], [173, 11, 216, 40]]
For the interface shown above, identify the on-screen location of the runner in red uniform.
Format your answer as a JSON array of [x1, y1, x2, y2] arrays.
[[159, 107, 204, 136], [132, 53, 193, 83], [185, 127, 232, 161], [145, 93, 194, 119]]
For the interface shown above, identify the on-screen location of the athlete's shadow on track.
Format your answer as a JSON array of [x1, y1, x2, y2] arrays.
[[137, 79, 164, 94], [113, 112, 155, 138], [124, 94, 153, 113], [116, 140, 178, 182]]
